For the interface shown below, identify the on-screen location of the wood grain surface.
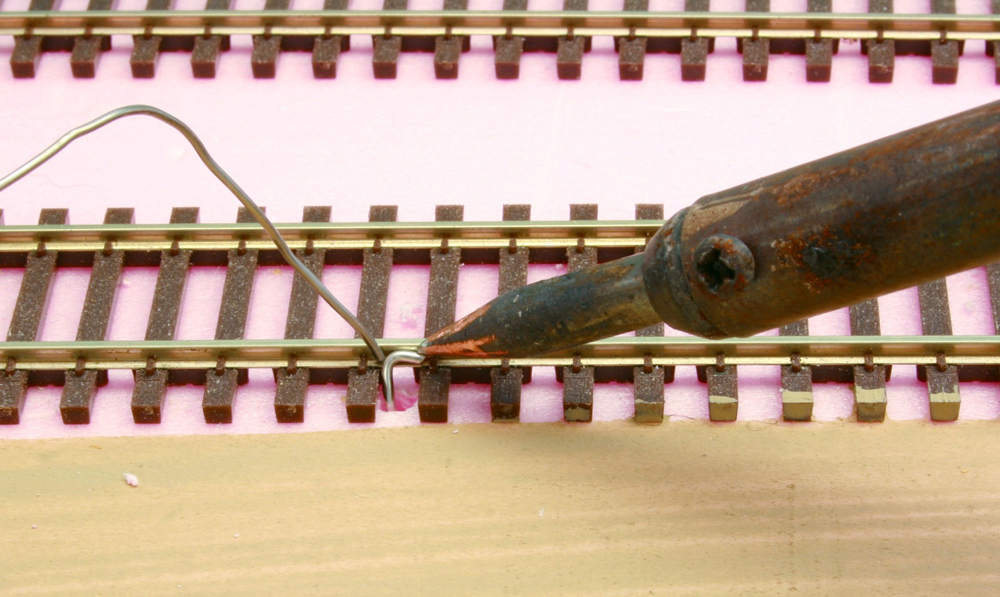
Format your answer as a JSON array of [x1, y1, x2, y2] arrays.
[[2, 422, 999, 595]]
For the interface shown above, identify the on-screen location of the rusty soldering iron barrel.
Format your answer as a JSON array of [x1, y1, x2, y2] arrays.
[[420, 100, 1000, 358]]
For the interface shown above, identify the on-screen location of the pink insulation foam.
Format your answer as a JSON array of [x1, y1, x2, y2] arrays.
[[1, 0, 999, 438]]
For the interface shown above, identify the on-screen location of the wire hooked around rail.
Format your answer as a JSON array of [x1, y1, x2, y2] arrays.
[[380, 350, 424, 412], [0, 104, 399, 374]]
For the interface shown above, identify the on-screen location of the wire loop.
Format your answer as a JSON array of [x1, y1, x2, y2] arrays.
[[0, 105, 391, 371], [380, 350, 425, 411], [0, 106, 439, 408]]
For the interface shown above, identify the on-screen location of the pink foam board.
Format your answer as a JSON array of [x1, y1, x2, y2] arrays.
[[1, 0, 999, 438]]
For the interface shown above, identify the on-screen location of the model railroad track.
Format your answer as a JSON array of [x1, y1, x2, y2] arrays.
[[1, 204, 1000, 426], [2, 2, 1000, 82]]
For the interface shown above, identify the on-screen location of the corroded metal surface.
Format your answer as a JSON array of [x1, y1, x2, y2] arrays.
[[490, 204, 531, 423], [561, 204, 598, 423], [674, 100, 1000, 339], [424, 100, 1000, 359], [4, 203, 1000, 425]]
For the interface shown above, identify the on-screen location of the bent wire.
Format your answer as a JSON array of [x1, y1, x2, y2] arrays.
[[0, 105, 425, 409], [379, 350, 425, 412]]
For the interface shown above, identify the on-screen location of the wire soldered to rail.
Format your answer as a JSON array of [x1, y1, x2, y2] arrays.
[[3, 211, 1000, 426]]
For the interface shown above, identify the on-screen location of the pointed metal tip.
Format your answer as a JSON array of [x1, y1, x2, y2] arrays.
[[418, 328, 499, 358]]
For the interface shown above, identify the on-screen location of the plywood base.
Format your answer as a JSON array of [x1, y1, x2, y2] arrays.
[[2, 423, 999, 595]]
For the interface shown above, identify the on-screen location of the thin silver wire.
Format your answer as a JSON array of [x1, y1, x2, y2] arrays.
[[0, 104, 394, 367], [380, 350, 425, 412]]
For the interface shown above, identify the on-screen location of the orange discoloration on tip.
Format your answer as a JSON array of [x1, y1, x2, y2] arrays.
[[420, 301, 500, 356], [420, 333, 498, 357]]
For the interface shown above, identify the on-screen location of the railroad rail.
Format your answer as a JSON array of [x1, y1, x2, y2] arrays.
[[2, 204, 1000, 427], [2, 2, 1000, 82]]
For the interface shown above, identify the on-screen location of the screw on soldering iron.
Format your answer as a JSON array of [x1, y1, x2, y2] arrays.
[[693, 234, 755, 299]]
